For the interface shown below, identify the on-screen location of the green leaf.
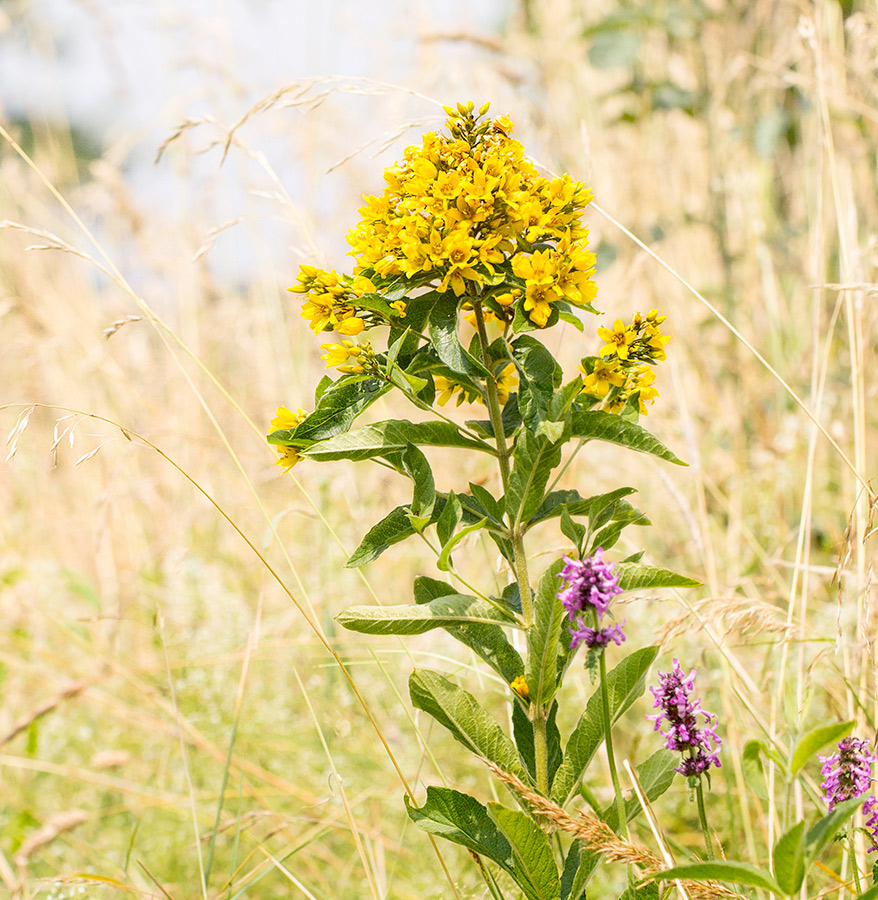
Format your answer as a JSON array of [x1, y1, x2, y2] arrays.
[[487, 804, 561, 900], [428, 294, 490, 377], [437, 518, 489, 572], [508, 430, 563, 528], [571, 411, 687, 465], [403, 445, 436, 520], [466, 483, 506, 525], [268, 376, 391, 446], [603, 750, 677, 832], [560, 842, 590, 900], [405, 787, 514, 876], [303, 419, 493, 461], [346, 498, 449, 567], [412, 577, 525, 682], [743, 740, 769, 800], [410, 669, 529, 780], [789, 720, 855, 778], [530, 488, 640, 526], [643, 861, 783, 895], [854, 883, 878, 900], [614, 563, 701, 591], [512, 334, 561, 430], [525, 561, 567, 708], [773, 820, 806, 894], [513, 700, 563, 788], [337, 594, 519, 636], [551, 647, 659, 805], [620, 883, 659, 900], [436, 492, 462, 548], [805, 796, 864, 865]]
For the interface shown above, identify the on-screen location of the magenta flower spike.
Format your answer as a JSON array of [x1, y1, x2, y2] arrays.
[[819, 736, 878, 852], [557, 549, 625, 650], [647, 659, 722, 778]]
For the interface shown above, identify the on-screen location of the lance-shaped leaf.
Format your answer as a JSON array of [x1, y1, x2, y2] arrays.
[[571, 410, 687, 465], [337, 593, 519, 636], [789, 720, 855, 778], [268, 376, 391, 446], [805, 796, 864, 866], [614, 563, 701, 592], [551, 647, 659, 805], [488, 803, 561, 900], [405, 787, 514, 876], [508, 429, 563, 528], [773, 820, 806, 895], [525, 561, 567, 709], [303, 419, 493, 461], [346, 496, 451, 567], [643, 861, 783, 895], [530, 488, 639, 526], [403, 444, 436, 522], [410, 669, 529, 780], [428, 294, 490, 377], [413, 576, 524, 682]]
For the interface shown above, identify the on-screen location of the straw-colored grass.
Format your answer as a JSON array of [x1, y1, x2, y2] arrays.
[[1, 2, 876, 898]]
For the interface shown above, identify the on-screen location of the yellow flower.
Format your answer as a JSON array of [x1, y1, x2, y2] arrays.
[[321, 340, 364, 371], [270, 406, 308, 470], [389, 299, 407, 317], [597, 318, 637, 360], [494, 363, 518, 404], [271, 406, 307, 431], [275, 446, 304, 469], [510, 675, 529, 699], [580, 358, 626, 398]]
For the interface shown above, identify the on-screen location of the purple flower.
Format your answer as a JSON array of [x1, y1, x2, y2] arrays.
[[864, 796, 878, 852], [557, 549, 622, 619], [820, 736, 878, 851], [647, 659, 721, 778], [819, 736, 876, 811], [570, 619, 627, 651]]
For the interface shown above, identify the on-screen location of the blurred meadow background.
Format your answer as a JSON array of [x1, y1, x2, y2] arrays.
[[1, 0, 877, 898]]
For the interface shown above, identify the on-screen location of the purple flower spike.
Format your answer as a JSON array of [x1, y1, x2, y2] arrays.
[[819, 736, 876, 811], [557, 549, 622, 619], [647, 659, 722, 778], [820, 735, 878, 852], [570, 620, 627, 651]]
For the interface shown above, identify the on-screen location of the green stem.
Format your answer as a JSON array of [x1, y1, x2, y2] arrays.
[[848, 832, 863, 897], [471, 299, 534, 628], [598, 637, 628, 841], [695, 778, 714, 860]]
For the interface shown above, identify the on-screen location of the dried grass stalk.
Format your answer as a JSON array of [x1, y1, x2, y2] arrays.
[[486, 762, 743, 900], [13, 810, 88, 866], [658, 595, 792, 646]]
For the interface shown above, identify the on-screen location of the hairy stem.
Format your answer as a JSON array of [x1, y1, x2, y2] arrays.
[[598, 638, 629, 841], [696, 778, 715, 860]]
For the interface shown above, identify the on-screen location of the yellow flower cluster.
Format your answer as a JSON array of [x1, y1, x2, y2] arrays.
[[320, 339, 375, 374], [290, 101, 598, 334], [271, 406, 308, 468], [287, 265, 372, 336], [433, 363, 518, 407], [581, 310, 669, 415]]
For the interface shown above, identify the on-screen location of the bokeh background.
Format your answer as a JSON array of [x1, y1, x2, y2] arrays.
[[1, 1, 876, 898]]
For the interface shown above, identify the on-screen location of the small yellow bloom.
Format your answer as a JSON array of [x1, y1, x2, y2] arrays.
[[275, 446, 304, 470], [580, 358, 626, 398], [271, 406, 307, 431], [270, 406, 308, 470], [389, 299, 407, 317], [321, 340, 362, 369], [597, 318, 637, 360], [510, 675, 529, 699]]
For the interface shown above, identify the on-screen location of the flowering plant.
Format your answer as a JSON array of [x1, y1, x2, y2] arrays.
[[268, 102, 871, 900]]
